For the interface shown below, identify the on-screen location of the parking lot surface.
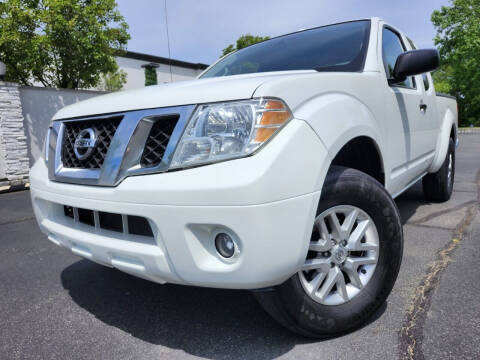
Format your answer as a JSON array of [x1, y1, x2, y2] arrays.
[[1, 134, 479, 360]]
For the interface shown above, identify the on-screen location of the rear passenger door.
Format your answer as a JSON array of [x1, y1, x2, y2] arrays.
[[381, 26, 429, 191]]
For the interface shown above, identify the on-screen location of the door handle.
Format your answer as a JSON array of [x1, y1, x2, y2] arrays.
[[419, 103, 427, 112]]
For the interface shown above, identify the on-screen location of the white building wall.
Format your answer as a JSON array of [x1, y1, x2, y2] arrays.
[[116, 57, 204, 90], [19, 86, 106, 166], [27, 56, 206, 91]]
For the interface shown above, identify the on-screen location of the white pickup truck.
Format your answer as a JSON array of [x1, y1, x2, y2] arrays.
[[31, 18, 458, 337]]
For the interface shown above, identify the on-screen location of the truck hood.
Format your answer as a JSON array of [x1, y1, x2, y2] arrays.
[[52, 70, 317, 120]]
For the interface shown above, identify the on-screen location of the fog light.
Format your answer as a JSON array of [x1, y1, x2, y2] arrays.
[[215, 233, 235, 258]]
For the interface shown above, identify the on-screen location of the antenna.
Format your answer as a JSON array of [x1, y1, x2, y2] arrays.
[[164, 0, 173, 82]]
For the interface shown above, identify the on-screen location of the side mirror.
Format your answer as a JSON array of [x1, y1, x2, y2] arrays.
[[390, 49, 439, 84]]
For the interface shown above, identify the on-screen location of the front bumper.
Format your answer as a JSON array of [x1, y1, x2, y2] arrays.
[[30, 119, 329, 289]]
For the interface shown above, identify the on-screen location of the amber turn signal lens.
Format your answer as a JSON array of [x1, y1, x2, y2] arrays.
[[254, 100, 291, 142], [264, 100, 285, 110], [255, 128, 277, 142], [259, 111, 290, 126]]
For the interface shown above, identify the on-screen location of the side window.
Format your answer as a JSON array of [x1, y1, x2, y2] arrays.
[[382, 28, 415, 89], [422, 73, 430, 91]]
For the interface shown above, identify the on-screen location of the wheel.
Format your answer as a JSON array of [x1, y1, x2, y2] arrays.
[[254, 166, 403, 338], [422, 138, 455, 202]]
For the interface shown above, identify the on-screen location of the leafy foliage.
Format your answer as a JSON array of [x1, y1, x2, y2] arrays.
[[0, 0, 130, 89], [144, 66, 157, 86], [98, 66, 127, 92], [221, 34, 270, 57], [432, 0, 480, 126], [432, 66, 453, 94]]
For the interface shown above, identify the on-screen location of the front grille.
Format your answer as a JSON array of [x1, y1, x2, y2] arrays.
[[140, 116, 179, 167], [62, 117, 122, 169], [49, 105, 196, 186]]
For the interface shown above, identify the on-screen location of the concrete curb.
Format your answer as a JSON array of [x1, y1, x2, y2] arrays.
[[0, 182, 30, 194], [458, 128, 480, 134]]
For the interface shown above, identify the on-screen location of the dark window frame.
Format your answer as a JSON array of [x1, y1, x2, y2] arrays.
[[382, 25, 417, 90], [422, 73, 430, 91], [406, 37, 417, 50]]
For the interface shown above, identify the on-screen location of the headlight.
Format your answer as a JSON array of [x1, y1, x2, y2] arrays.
[[170, 98, 291, 168]]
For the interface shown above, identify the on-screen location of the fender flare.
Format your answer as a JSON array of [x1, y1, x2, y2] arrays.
[[428, 107, 456, 173], [294, 92, 385, 189]]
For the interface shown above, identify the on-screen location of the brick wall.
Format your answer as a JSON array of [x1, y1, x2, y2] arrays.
[[0, 82, 29, 187]]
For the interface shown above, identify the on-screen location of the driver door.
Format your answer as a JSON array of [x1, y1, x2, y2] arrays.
[[381, 26, 427, 193]]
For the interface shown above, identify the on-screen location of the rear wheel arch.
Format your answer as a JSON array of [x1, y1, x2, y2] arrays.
[[450, 124, 457, 142], [429, 113, 456, 173]]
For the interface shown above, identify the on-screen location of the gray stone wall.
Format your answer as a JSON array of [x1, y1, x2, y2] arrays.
[[0, 82, 29, 187]]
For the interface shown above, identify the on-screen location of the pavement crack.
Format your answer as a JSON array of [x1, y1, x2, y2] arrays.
[[399, 205, 476, 360], [0, 216, 35, 227], [409, 200, 476, 225], [404, 223, 449, 231], [399, 168, 480, 360]]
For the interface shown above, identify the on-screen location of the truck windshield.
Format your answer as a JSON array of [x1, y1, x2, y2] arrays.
[[201, 20, 371, 79]]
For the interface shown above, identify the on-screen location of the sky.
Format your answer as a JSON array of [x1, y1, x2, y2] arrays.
[[116, 0, 451, 66]]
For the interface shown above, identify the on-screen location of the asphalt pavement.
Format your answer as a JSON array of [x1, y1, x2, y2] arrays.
[[1, 134, 479, 360]]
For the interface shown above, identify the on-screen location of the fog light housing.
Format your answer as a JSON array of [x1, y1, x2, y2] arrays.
[[215, 233, 235, 258]]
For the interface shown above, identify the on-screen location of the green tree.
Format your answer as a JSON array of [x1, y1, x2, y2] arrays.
[[99, 66, 127, 92], [221, 34, 270, 57], [432, 66, 453, 94], [432, 0, 480, 126], [0, 0, 130, 89], [144, 67, 157, 86]]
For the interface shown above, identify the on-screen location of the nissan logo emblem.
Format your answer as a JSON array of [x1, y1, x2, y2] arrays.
[[74, 128, 97, 160]]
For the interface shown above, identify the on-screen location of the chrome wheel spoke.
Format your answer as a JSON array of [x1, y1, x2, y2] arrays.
[[343, 259, 363, 289], [342, 208, 359, 236], [317, 267, 339, 301], [313, 218, 333, 251], [316, 267, 348, 302], [348, 256, 377, 267], [335, 270, 348, 301], [299, 205, 380, 305], [343, 256, 376, 289], [307, 271, 327, 295], [301, 258, 330, 272], [346, 219, 371, 251], [327, 212, 343, 239], [309, 240, 331, 252]]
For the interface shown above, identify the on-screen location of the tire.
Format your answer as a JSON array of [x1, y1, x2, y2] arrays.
[[422, 138, 455, 202], [254, 166, 403, 338]]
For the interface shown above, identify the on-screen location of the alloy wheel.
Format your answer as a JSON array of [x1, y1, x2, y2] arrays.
[[299, 205, 380, 305]]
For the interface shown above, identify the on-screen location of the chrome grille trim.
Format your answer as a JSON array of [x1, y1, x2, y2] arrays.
[[62, 116, 122, 169], [47, 105, 196, 186]]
